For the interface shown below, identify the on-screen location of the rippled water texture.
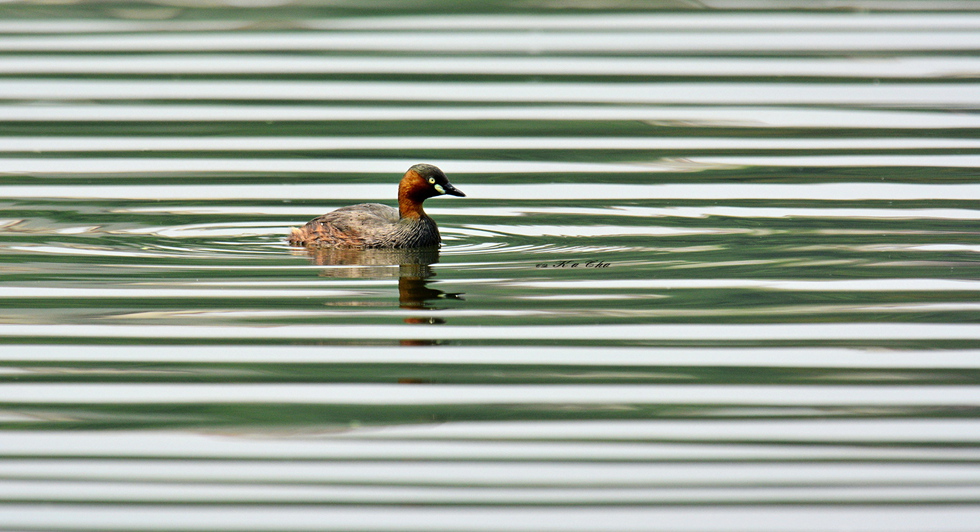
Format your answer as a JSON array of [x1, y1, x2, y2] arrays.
[[0, 3, 979, 531]]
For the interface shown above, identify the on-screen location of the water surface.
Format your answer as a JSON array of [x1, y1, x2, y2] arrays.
[[0, 3, 979, 531]]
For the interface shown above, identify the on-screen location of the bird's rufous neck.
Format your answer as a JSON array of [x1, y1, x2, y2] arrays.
[[398, 171, 428, 219], [398, 196, 426, 219]]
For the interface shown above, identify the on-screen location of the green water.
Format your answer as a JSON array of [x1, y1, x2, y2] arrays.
[[0, 2, 979, 531]]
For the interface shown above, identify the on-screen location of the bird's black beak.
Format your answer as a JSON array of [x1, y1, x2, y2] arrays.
[[443, 183, 465, 197]]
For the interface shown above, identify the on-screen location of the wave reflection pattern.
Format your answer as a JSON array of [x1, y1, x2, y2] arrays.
[[0, 4, 979, 532]]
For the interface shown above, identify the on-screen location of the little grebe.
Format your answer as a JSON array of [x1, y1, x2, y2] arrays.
[[287, 164, 465, 249]]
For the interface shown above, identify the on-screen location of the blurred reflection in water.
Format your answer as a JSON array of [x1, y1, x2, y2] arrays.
[[294, 246, 462, 338]]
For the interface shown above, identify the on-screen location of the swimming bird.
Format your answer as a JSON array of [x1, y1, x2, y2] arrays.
[[288, 164, 465, 248]]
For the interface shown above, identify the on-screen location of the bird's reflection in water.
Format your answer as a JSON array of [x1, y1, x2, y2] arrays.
[[294, 247, 462, 342]]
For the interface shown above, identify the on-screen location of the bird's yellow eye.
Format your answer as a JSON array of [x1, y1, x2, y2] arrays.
[[428, 177, 436, 184]]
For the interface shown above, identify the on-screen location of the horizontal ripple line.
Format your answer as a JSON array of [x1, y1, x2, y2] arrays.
[[0, 429, 975, 460], [4, 136, 980, 152], [6, 457, 980, 483], [3, 182, 980, 200], [1, 280, 978, 299], [691, 155, 980, 168], [2, 383, 979, 406], [2, 345, 980, 369], [6, 14, 980, 33], [0, 80, 977, 106], [4, 482, 980, 505], [0, 323, 977, 341], [1, 105, 977, 129], [2, 56, 979, 79], [325, 13, 980, 31], [0, 505, 977, 532], [0, 31, 978, 53], [0, 158, 675, 176], [504, 279, 980, 291], [329, 419, 980, 444], [123, 205, 980, 221]]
